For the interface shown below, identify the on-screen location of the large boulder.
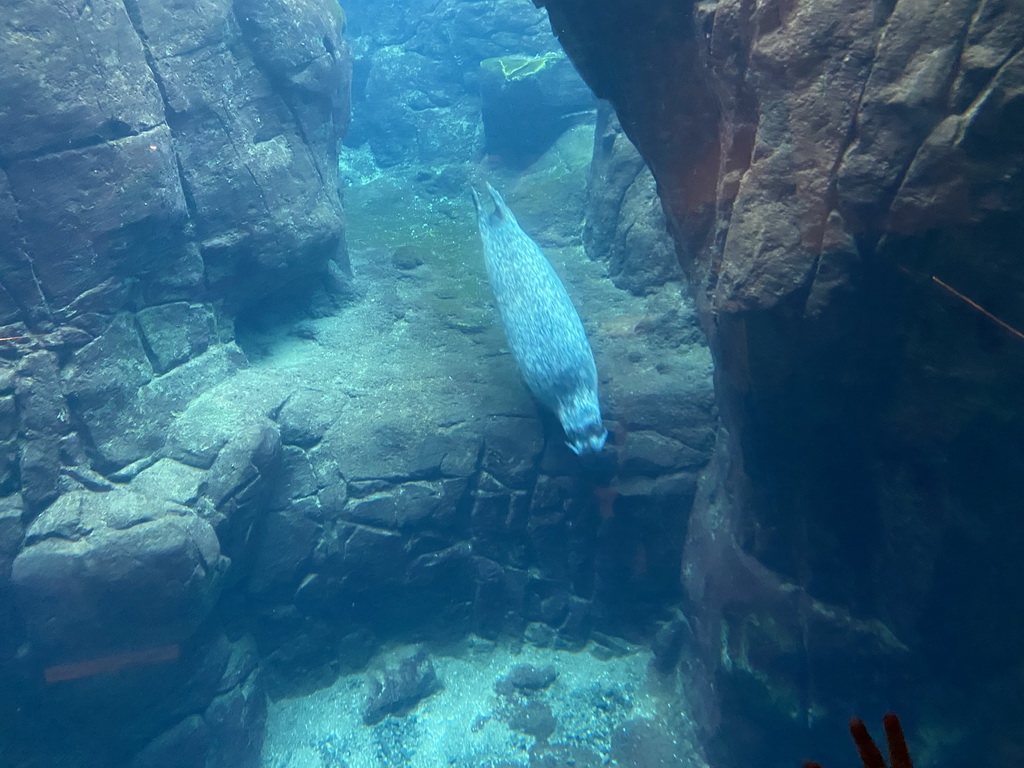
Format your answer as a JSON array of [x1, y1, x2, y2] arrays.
[[479, 51, 596, 164], [12, 488, 225, 662]]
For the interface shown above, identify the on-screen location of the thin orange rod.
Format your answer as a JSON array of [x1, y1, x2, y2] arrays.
[[931, 275, 1024, 343]]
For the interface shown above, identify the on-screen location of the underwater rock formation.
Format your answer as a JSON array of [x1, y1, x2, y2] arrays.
[[585, 101, 684, 295], [342, 0, 558, 166], [12, 489, 225, 658], [0, 0, 716, 760], [479, 52, 596, 164], [0, 0, 349, 764], [534, 0, 1024, 765], [362, 648, 442, 725]]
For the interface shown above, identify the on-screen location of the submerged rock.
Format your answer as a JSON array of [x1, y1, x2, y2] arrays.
[[495, 663, 559, 696], [362, 649, 442, 725]]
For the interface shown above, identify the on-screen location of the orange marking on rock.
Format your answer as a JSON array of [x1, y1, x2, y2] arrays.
[[43, 643, 180, 683]]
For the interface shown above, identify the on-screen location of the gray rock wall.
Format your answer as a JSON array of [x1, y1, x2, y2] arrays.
[[0, 0, 349, 765], [585, 101, 685, 295]]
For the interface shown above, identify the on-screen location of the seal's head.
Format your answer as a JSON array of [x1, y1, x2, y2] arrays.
[[559, 393, 608, 455], [566, 422, 609, 455]]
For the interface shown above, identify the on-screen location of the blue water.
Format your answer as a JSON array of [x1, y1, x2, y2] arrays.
[[2, 1, 1020, 768]]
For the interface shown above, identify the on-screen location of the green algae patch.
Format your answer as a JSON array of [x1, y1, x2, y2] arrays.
[[344, 176, 476, 263], [480, 53, 559, 82], [342, 174, 496, 325]]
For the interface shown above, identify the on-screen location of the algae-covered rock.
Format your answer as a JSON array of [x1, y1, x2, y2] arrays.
[[478, 51, 595, 165], [480, 52, 559, 81]]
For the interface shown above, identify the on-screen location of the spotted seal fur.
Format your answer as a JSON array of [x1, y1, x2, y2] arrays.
[[472, 183, 607, 454]]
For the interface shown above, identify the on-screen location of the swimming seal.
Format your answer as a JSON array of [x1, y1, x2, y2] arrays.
[[472, 183, 607, 455]]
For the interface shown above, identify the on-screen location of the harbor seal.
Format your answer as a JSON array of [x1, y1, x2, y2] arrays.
[[472, 183, 607, 455]]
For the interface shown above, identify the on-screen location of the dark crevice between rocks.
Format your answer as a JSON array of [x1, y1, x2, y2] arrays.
[[172, 154, 203, 239], [57, 280, 127, 329], [60, 465, 116, 493], [835, 23, 884, 186], [267, 395, 288, 425], [968, 37, 1024, 107], [160, 42, 224, 62], [119, 0, 146, 42], [213, 110, 272, 219], [346, 469, 452, 490], [0, 182, 57, 333], [275, 96, 327, 189], [119, 0, 206, 242], [231, 273, 356, 363], [0, 121, 163, 166], [60, 402, 113, 482], [0, 262, 53, 338], [872, 0, 899, 25], [947, 0, 986, 94], [997, 37, 1024, 75], [120, 0, 175, 124], [231, 4, 330, 191], [131, 314, 162, 375], [108, 454, 161, 483], [120, 0, 222, 344]]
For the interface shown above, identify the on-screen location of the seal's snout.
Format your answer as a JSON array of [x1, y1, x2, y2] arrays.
[[567, 426, 608, 456]]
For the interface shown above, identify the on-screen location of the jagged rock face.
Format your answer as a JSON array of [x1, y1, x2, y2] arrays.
[[0, 0, 351, 476], [1, 0, 349, 323], [13, 489, 225, 658], [341, 0, 602, 171], [535, 0, 1024, 765], [0, 0, 348, 765]]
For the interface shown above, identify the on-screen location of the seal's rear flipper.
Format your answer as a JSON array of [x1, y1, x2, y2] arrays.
[[472, 183, 510, 225], [471, 186, 504, 229], [485, 183, 510, 222]]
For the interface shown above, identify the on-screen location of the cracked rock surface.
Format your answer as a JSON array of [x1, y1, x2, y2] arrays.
[[536, 0, 1024, 765], [0, 0, 348, 765]]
